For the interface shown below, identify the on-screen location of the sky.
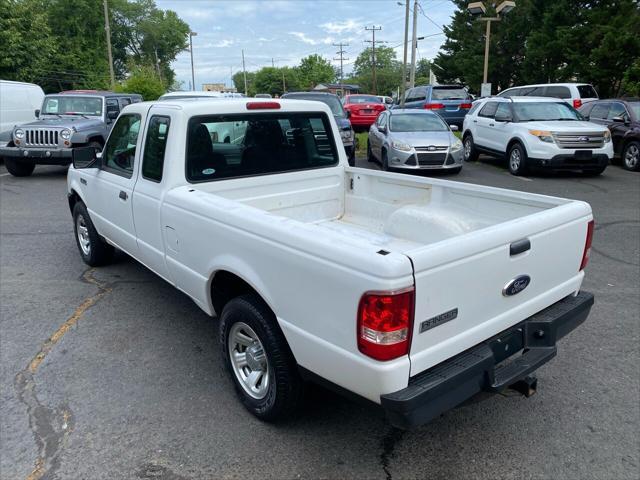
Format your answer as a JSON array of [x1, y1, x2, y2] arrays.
[[156, 0, 458, 89]]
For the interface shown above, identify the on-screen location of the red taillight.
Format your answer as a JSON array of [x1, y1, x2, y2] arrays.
[[573, 99, 582, 109], [460, 103, 473, 109], [580, 220, 594, 271], [246, 101, 281, 110], [424, 103, 445, 110], [375, 104, 386, 111], [357, 288, 414, 361]]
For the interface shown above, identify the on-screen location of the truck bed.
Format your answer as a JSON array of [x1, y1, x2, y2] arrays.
[[198, 166, 564, 254]]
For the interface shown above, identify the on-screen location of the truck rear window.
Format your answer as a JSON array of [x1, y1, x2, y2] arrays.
[[186, 112, 339, 182], [577, 85, 598, 99]]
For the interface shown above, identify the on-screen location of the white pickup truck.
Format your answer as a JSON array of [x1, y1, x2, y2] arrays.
[[67, 98, 595, 429]]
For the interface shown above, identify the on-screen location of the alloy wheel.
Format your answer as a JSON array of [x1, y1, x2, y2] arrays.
[[228, 322, 270, 399], [76, 214, 91, 256], [624, 144, 639, 170]]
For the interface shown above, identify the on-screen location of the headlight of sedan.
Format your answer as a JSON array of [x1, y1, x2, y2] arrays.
[[603, 130, 611, 143], [528, 129, 555, 143], [14, 128, 25, 139], [391, 140, 412, 152], [60, 129, 72, 140], [450, 139, 463, 152]]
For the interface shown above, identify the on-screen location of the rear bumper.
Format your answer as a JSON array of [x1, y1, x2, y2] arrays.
[[529, 153, 609, 170], [350, 117, 378, 127], [381, 291, 594, 429], [0, 146, 72, 165]]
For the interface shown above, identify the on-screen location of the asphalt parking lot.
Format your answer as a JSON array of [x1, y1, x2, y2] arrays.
[[1, 158, 638, 480]]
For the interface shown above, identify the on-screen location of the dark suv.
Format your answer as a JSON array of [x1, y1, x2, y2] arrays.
[[579, 99, 640, 171], [396, 85, 473, 128], [0, 90, 142, 176], [281, 91, 355, 165]]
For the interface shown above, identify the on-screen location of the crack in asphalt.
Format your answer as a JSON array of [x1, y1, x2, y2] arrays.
[[379, 427, 405, 480], [14, 268, 112, 480]]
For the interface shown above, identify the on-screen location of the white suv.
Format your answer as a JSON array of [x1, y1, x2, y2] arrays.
[[497, 83, 598, 110], [462, 97, 613, 175]]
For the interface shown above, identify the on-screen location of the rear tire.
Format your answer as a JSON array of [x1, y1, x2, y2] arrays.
[[220, 294, 303, 422], [72, 202, 114, 266], [622, 141, 640, 171], [508, 143, 528, 176], [5, 158, 35, 177], [463, 134, 479, 162]]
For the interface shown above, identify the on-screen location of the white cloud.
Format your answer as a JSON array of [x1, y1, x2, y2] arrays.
[[321, 19, 361, 34], [288, 32, 317, 45]]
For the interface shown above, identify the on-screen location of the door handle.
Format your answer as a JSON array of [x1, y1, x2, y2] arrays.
[[489, 123, 495, 127], [119, 190, 128, 201], [473, 120, 477, 123]]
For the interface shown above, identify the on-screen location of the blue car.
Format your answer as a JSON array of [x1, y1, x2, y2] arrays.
[[396, 85, 473, 129], [281, 92, 356, 166]]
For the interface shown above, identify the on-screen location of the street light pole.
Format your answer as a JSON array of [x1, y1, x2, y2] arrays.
[[482, 18, 493, 84], [189, 31, 197, 91], [103, 0, 115, 90]]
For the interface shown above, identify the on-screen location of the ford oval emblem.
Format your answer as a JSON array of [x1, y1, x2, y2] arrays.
[[579, 136, 589, 142], [427, 145, 437, 151], [503, 275, 531, 296]]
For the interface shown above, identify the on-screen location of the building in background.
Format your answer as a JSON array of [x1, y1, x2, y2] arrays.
[[313, 83, 360, 96]]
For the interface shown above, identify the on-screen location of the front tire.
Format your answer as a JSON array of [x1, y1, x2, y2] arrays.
[[366, 140, 374, 162], [72, 202, 114, 266], [220, 294, 303, 422], [508, 143, 528, 176], [5, 158, 35, 177], [622, 141, 640, 171], [463, 134, 479, 162], [381, 149, 389, 171]]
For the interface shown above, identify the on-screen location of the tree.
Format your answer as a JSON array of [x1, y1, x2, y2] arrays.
[[433, 0, 640, 97], [232, 71, 256, 96], [0, 0, 57, 85], [297, 54, 336, 90], [351, 46, 402, 95], [254, 67, 300, 96], [115, 65, 165, 100]]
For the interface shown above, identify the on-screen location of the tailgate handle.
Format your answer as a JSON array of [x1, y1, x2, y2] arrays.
[[510, 238, 531, 256]]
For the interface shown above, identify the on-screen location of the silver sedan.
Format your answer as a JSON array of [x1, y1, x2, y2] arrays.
[[366, 109, 464, 173]]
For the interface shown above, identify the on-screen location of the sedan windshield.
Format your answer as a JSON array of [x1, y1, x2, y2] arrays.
[[42, 96, 103, 116], [390, 114, 448, 132], [512, 102, 582, 122], [288, 95, 345, 117], [347, 95, 382, 104]]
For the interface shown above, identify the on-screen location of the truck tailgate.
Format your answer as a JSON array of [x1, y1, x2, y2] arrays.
[[407, 201, 592, 376]]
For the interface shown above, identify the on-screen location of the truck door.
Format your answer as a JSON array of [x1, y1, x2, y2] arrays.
[[131, 113, 174, 282], [86, 113, 141, 255]]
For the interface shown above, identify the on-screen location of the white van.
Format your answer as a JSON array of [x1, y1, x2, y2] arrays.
[[497, 83, 598, 109], [0, 80, 45, 134]]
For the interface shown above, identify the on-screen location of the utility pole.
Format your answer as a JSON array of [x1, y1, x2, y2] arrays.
[[409, 0, 419, 88], [400, 1, 410, 107], [189, 31, 197, 91], [103, 0, 115, 90], [241, 49, 248, 96], [365, 25, 383, 95], [333, 42, 349, 94], [282, 70, 286, 94], [272, 58, 275, 68]]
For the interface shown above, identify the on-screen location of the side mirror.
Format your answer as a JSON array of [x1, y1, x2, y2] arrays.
[[378, 125, 387, 134], [495, 113, 512, 123], [611, 116, 625, 123], [72, 145, 101, 169], [35, 109, 40, 118], [450, 125, 459, 132], [107, 110, 119, 120]]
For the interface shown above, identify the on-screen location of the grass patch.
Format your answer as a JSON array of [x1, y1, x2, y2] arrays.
[[355, 132, 369, 158]]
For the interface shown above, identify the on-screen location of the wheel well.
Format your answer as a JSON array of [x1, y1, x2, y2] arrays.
[[68, 189, 82, 215], [211, 270, 261, 317], [462, 130, 472, 140], [506, 138, 526, 157], [87, 136, 104, 146]]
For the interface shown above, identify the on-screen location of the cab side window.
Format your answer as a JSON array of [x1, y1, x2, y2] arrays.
[[607, 102, 628, 121], [142, 116, 171, 182], [106, 98, 119, 120], [103, 114, 141, 178]]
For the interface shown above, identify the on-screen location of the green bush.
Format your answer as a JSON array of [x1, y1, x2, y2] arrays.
[[115, 66, 165, 101]]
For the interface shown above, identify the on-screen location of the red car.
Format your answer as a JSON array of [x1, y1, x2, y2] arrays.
[[342, 94, 386, 131]]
